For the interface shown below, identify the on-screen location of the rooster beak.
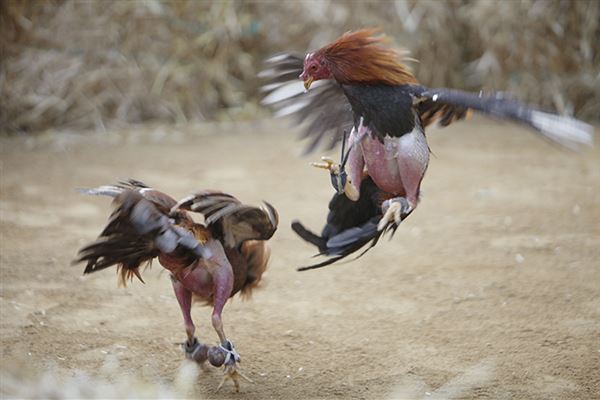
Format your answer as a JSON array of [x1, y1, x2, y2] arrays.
[[303, 76, 314, 91]]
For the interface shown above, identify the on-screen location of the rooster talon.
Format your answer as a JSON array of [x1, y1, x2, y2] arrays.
[[311, 157, 340, 173], [216, 362, 253, 392], [310, 161, 331, 170], [211, 340, 252, 392], [394, 206, 402, 226], [311, 156, 349, 195], [378, 197, 411, 231]]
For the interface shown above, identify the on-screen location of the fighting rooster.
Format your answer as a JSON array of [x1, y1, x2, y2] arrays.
[[74, 180, 278, 391], [261, 28, 593, 270]]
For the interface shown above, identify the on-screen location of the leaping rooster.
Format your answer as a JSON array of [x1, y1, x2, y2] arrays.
[[74, 180, 278, 391], [261, 28, 593, 270]]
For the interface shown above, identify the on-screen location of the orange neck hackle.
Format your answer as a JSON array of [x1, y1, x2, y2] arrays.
[[316, 28, 418, 86]]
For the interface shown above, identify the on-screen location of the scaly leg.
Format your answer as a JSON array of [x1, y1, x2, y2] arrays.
[[205, 243, 252, 392], [312, 118, 368, 201], [171, 275, 209, 368]]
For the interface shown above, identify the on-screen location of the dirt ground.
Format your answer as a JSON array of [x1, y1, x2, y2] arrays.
[[1, 119, 599, 399]]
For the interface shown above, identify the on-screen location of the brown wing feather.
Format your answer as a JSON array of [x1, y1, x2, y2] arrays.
[[418, 100, 471, 128], [173, 191, 279, 248], [239, 240, 270, 298], [75, 188, 207, 285]]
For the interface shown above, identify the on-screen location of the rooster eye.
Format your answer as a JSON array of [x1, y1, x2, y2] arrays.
[[310, 64, 317, 71]]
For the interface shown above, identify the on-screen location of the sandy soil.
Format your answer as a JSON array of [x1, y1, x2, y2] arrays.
[[1, 119, 599, 399]]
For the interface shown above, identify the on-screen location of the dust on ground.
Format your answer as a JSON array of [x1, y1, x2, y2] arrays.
[[1, 119, 599, 399]]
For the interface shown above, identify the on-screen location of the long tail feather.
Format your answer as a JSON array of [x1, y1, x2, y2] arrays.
[[291, 221, 326, 251]]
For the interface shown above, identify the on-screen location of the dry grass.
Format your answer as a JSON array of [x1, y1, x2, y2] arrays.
[[1, 0, 598, 134]]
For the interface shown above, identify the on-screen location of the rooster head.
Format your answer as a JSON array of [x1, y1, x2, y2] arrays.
[[300, 52, 332, 91], [299, 29, 417, 89]]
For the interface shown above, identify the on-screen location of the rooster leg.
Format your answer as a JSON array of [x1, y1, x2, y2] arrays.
[[171, 275, 209, 367], [206, 245, 252, 392], [377, 197, 412, 231], [311, 123, 365, 201], [344, 121, 367, 201], [214, 341, 253, 392], [376, 125, 429, 231]]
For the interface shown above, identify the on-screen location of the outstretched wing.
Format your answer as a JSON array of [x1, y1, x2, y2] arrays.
[[75, 185, 207, 285], [79, 179, 181, 215], [260, 53, 353, 154], [172, 191, 279, 248], [409, 85, 594, 149], [261, 53, 593, 151]]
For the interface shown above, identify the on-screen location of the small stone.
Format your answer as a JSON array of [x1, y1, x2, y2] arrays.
[[515, 254, 525, 264]]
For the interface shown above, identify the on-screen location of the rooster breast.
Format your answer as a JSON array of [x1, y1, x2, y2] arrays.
[[361, 136, 405, 195]]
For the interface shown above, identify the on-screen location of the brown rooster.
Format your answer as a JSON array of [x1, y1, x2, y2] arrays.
[[261, 28, 593, 270], [74, 179, 278, 391]]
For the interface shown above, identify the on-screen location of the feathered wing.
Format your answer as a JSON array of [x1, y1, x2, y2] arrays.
[[172, 191, 279, 248], [78, 179, 181, 213], [260, 53, 353, 154], [75, 183, 207, 285], [238, 239, 271, 297], [261, 55, 593, 151], [409, 85, 593, 149], [292, 177, 395, 271]]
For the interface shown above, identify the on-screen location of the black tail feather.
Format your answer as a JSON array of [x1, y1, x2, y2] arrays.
[[296, 221, 385, 271], [291, 221, 327, 251], [297, 255, 346, 271], [292, 176, 407, 270]]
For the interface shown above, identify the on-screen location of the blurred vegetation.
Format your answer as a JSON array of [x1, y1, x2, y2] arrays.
[[1, 0, 598, 134]]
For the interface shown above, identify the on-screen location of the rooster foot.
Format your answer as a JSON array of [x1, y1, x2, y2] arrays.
[[217, 361, 253, 392], [311, 156, 341, 174], [183, 337, 209, 370], [378, 197, 412, 231], [209, 340, 253, 392], [311, 157, 348, 195]]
